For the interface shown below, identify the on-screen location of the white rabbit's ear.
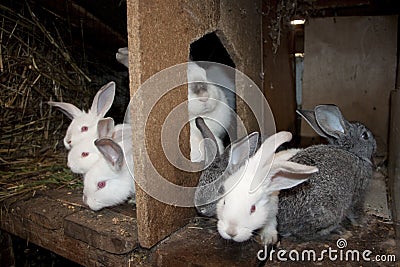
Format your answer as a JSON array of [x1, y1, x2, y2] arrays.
[[296, 109, 328, 138], [249, 131, 293, 191], [97, 118, 115, 138], [112, 124, 132, 143], [48, 101, 82, 120], [229, 132, 259, 167], [264, 161, 318, 193], [314, 104, 347, 138], [90, 82, 116, 118], [95, 138, 124, 171]]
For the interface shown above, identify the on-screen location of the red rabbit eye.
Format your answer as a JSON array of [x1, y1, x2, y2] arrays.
[[81, 126, 88, 132], [250, 204, 256, 214], [97, 181, 106, 189], [81, 152, 89, 157]]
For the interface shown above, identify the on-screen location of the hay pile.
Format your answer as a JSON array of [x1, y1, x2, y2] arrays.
[[0, 2, 94, 200]]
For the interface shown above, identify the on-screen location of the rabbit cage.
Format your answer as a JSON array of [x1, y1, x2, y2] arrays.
[[1, 0, 400, 266]]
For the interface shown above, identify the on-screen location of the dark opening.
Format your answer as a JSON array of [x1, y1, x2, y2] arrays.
[[189, 31, 236, 149], [189, 32, 235, 68]]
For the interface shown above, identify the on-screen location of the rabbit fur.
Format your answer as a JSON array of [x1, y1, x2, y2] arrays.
[[82, 124, 135, 211], [277, 104, 376, 240], [67, 117, 115, 174], [216, 104, 376, 245], [48, 81, 115, 150], [116, 47, 129, 68], [187, 62, 235, 162], [194, 117, 260, 217], [216, 131, 318, 244]]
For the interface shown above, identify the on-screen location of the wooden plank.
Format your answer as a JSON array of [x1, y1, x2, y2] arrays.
[[389, 90, 400, 241], [0, 189, 141, 266], [154, 219, 260, 267], [64, 208, 138, 254]]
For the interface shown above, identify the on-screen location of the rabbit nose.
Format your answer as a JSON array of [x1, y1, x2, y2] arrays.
[[226, 227, 238, 238]]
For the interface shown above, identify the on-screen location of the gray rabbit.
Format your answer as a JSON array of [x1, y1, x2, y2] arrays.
[[214, 104, 376, 245], [277, 104, 377, 240], [193, 117, 259, 217]]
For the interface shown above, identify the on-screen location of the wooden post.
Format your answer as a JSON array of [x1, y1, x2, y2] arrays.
[[126, 0, 262, 248], [388, 90, 400, 248], [387, 16, 400, 254]]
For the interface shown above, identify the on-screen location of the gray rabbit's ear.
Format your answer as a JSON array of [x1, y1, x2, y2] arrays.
[[296, 109, 329, 138], [314, 104, 347, 139], [195, 117, 220, 164], [229, 132, 259, 167], [95, 138, 124, 171]]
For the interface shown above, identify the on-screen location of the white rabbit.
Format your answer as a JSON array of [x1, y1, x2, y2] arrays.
[[48, 81, 115, 150], [187, 62, 235, 162], [82, 125, 135, 211], [67, 118, 115, 174], [216, 132, 318, 244]]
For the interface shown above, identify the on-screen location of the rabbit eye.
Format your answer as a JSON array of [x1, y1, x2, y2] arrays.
[[361, 131, 369, 140], [81, 126, 88, 132], [97, 181, 106, 189], [81, 152, 89, 157], [250, 204, 256, 214]]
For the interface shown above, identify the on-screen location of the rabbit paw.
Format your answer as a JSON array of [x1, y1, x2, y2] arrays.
[[260, 227, 278, 245]]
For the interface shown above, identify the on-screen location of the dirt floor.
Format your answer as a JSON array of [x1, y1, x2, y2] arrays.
[[266, 215, 397, 266]]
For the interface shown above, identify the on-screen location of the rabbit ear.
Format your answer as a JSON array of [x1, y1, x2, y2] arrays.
[[249, 131, 293, 191], [296, 109, 328, 138], [195, 117, 219, 164], [264, 161, 318, 193], [314, 104, 347, 139], [90, 81, 116, 118], [48, 101, 82, 120], [95, 138, 124, 171], [116, 47, 129, 68], [112, 124, 132, 143], [229, 132, 259, 167], [97, 118, 115, 139]]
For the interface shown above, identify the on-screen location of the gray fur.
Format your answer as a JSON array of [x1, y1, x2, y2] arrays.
[[194, 117, 259, 217], [278, 104, 376, 240]]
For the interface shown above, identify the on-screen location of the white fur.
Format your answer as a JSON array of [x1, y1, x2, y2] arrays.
[[82, 126, 135, 211], [67, 139, 101, 174], [48, 81, 115, 150], [216, 132, 318, 245], [187, 62, 234, 162], [83, 154, 135, 211], [66, 117, 116, 174], [116, 47, 129, 68]]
